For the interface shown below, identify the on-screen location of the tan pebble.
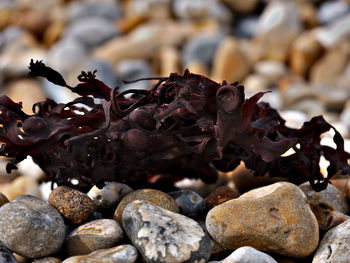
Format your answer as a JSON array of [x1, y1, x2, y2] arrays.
[[185, 61, 209, 76], [113, 189, 179, 225], [205, 186, 240, 210], [42, 20, 66, 47], [0, 193, 9, 208], [0, 8, 12, 31], [158, 46, 180, 76], [12, 8, 50, 37], [290, 32, 324, 77], [13, 253, 28, 263], [298, 2, 319, 29], [48, 186, 95, 225], [221, 0, 258, 13], [211, 36, 250, 83], [0, 176, 42, 201], [33, 257, 61, 263], [206, 182, 319, 258], [116, 15, 148, 34]]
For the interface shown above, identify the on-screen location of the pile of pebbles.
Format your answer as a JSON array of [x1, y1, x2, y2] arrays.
[[1, 178, 350, 262], [1, 0, 350, 262]]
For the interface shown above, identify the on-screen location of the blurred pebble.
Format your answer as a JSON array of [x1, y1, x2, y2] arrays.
[[182, 33, 224, 69], [279, 110, 308, 129], [62, 245, 138, 263], [0, 193, 9, 208], [317, 1, 350, 24], [299, 182, 349, 231], [221, 0, 258, 14], [87, 182, 133, 211], [113, 189, 179, 225], [63, 17, 118, 51], [0, 175, 42, 201], [209, 246, 277, 263], [48, 186, 95, 225], [158, 45, 180, 76], [125, 0, 171, 19], [243, 74, 269, 95], [206, 182, 319, 257], [254, 60, 287, 84], [0, 241, 18, 263], [205, 186, 240, 210], [236, 16, 259, 39], [0, 195, 65, 258], [123, 200, 211, 262], [168, 189, 206, 217], [65, 219, 124, 256], [33, 257, 62, 263], [313, 219, 350, 262]]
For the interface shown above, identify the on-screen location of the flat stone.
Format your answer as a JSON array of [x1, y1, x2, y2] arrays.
[[0, 195, 65, 258], [113, 189, 179, 225], [0, 241, 18, 263], [48, 186, 95, 225], [87, 182, 133, 211], [65, 219, 124, 256], [313, 219, 350, 262], [62, 245, 138, 263], [168, 190, 206, 217], [209, 246, 277, 263], [299, 181, 349, 230], [123, 200, 211, 263], [206, 182, 319, 258]]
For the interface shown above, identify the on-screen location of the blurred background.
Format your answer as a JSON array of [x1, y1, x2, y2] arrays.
[[0, 0, 349, 200]]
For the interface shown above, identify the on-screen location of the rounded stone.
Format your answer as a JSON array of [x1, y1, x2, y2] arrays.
[[0, 195, 65, 258], [33, 257, 62, 263], [0, 192, 9, 208], [168, 190, 206, 217], [113, 189, 179, 225], [62, 245, 138, 263], [313, 219, 350, 263], [65, 219, 124, 256], [206, 182, 319, 258], [123, 200, 211, 263], [48, 186, 95, 225], [205, 186, 240, 210]]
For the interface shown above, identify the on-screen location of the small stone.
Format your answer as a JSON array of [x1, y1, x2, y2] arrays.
[[87, 182, 133, 211], [299, 181, 349, 231], [209, 246, 277, 263], [0, 195, 65, 258], [168, 190, 206, 217], [253, 60, 287, 85], [318, 1, 350, 24], [158, 46, 180, 76], [12, 8, 50, 37], [205, 186, 240, 210], [0, 241, 18, 263], [243, 74, 269, 96], [125, 0, 171, 19], [312, 219, 350, 262], [42, 20, 65, 48], [48, 186, 95, 225], [65, 219, 124, 256], [123, 200, 211, 263], [289, 32, 324, 77], [33, 257, 62, 263], [0, 193, 9, 208], [221, 0, 258, 13], [62, 245, 138, 263], [0, 175, 42, 201], [211, 36, 250, 83], [113, 189, 179, 225], [182, 33, 224, 69], [279, 110, 308, 129], [63, 17, 118, 50], [236, 16, 259, 39], [206, 182, 319, 258]]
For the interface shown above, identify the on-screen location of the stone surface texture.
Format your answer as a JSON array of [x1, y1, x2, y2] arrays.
[[206, 182, 319, 258], [123, 200, 211, 263]]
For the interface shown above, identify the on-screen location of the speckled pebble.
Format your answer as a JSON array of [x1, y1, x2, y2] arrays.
[[0, 195, 65, 258], [168, 190, 206, 217], [209, 246, 277, 263], [87, 182, 133, 211], [65, 219, 124, 256], [0, 241, 18, 263], [48, 186, 95, 225], [0, 193, 9, 208], [205, 186, 240, 210], [313, 219, 350, 263], [206, 182, 319, 258], [123, 200, 211, 263], [62, 244, 138, 263], [113, 189, 179, 225]]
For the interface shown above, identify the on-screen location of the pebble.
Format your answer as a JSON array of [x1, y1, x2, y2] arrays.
[[113, 189, 179, 225], [33, 257, 62, 263], [63, 17, 118, 50], [48, 186, 95, 225], [236, 16, 259, 39], [65, 219, 124, 256], [182, 33, 224, 69], [312, 219, 350, 263], [123, 200, 211, 263], [0, 195, 65, 258], [221, 0, 258, 14], [158, 45, 180, 76], [62, 244, 138, 263], [205, 186, 240, 210], [243, 74, 269, 96], [87, 182, 133, 211], [0, 193, 9, 208], [317, 1, 350, 24], [211, 36, 250, 83], [206, 182, 319, 258], [209, 246, 277, 263], [253, 60, 287, 84], [299, 181, 349, 231], [0, 241, 18, 263], [0, 175, 42, 201], [168, 190, 206, 217]]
